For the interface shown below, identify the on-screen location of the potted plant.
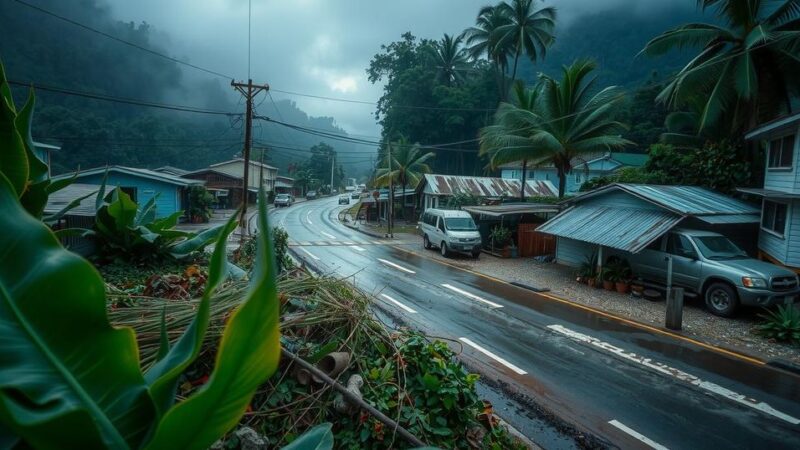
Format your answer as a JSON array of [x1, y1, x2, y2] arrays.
[[582, 253, 599, 288], [614, 264, 632, 294], [601, 267, 615, 290], [489, 226, 511, 256], [631, 277, 645, 297]]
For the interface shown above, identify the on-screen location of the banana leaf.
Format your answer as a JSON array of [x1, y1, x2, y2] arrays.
[[43, 189, 98, 225], [281, 423, 333, 450], [0, 69, 28, 197], [0, 173, 157, 448], [168, 224, 226, 259], [135, 195, 159, 227], [145, 188, 280, 449]]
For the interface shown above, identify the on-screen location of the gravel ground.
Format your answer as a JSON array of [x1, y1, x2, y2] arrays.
[[394, 237, 800, 365]]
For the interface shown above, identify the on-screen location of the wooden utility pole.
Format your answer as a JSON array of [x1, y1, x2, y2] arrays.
[[330, 153, 335, 195], [231, 79, 269, 242], [387, 142, 394, 238]]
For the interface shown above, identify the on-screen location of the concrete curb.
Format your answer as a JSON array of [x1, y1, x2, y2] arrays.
[[341, 221, 389, 240]]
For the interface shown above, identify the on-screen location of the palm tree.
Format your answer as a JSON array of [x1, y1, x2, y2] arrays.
[[464, 5, 512, 96], [494, 0, 556, 88], [480, 80, 540, 201], [641, 0, 800, 133], [375, 137, 435, 219], [431, 33, 470, 86], [481, 60, 632, 198]]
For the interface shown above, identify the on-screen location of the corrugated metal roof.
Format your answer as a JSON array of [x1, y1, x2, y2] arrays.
[[570, 183, 759, 216], [462, 203, 560, 217], [537, 205, 683, 253], [155, 166, 189, 176], [53, 166, 203, 187], [696, 214, 761, 224], [44, 183, 100, 217], [422, 174, 557, 197], [210, 158, 277, 170], [745, 112, 800, 141], [737, 187, 800, 199]]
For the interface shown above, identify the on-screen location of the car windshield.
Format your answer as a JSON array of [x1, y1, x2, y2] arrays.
[[445, 217, 477, 231], [276, 194, 289, 199], [692, 236, 748, 260]]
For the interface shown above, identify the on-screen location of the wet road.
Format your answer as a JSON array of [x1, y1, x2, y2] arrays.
[[270, 196, 800, 449]]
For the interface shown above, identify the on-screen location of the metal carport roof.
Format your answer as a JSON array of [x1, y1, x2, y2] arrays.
[[537, 205, 683, 253], [461, 203, 560, 217]]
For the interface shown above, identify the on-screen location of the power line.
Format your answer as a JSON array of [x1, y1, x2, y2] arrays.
[[10, 0, 234, 80], [7, 80, 242, 116], [270, 89, 498, 112]]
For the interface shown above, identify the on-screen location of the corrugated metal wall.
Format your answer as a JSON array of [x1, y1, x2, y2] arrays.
[[555, 237, 595, 267]]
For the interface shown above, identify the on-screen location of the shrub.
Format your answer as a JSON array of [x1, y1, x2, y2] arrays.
[[488, 226, 511, 248], [187, 185, 215, 223], [755, 305, 800, 346], [446, 189, 481, 209]]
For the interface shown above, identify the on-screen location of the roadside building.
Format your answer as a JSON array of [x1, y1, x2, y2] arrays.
[[416, 174, 557, 211], [538, 183, 761, 267], [154, 166, 190, 176], [44, 183, 101, 256], [275, 176, 299, 196], [53, 166, 203, 219], [499, 152, 648, 195], [33, 141, 60, 175], [739, 113, 800, 272], [182, 168, 244, 208], [208, 158, 277, 193]]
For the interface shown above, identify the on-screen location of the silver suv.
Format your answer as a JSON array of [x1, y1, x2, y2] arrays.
[[615, 229, 799, 317]]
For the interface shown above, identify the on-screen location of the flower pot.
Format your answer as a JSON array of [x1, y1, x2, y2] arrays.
[[587, 277, 597, 288], [603, 280, 614, 290], [631, 284, 644, 297], [575, 276, 584, 284], [615, 282, 629, 294]]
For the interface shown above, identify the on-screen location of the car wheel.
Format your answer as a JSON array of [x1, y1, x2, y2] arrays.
[[423, 234, 432, 249], [704, 282, 739, 317], [440, 241, 449, 257]]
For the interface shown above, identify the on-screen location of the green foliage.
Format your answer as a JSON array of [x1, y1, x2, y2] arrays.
[[445, 189, 481, 210], [0, 163, 284, 448], [187, 185, 215, 222], [488, 225, 511, 248], [641, 0, 800, 135], [755, 305, 800, 347], [281, 423, 334, 450], [480, 60, 632, 197], [374, 136, 434, 191], [645, 142, 750, 193], [236, 226, 293, 274], [579, 166, 668, 192], [603, 259, 632, 283], [524, 195, 561, 204]]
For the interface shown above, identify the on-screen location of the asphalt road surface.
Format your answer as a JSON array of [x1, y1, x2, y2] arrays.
[[269, 196, 800, 450]]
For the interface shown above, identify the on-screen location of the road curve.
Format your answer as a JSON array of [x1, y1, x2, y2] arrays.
[[269, 196, 800, 450]]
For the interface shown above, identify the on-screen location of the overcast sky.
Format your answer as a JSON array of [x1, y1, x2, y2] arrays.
[[106, 0, 687, 137]]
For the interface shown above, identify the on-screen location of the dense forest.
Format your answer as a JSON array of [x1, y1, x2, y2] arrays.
[[0, 0, 372, 178], [367, 3, 697, 177]]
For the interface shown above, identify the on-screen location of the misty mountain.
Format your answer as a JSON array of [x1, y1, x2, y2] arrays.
[[0, 0, 374, 178], [518, 4, 703, 89]]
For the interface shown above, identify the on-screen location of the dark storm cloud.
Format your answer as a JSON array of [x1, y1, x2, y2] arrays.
[[105, 0, 690, 136]]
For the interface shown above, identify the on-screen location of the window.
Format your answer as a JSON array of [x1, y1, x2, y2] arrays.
[[768, 134, 795, 169], [575, 174, 582, 183], [645, 237, 663, 251], [437, 218, 445, 232], [666, 234, 697, 259], [762, 200, 788, 236], [444, 217, 477, 231]]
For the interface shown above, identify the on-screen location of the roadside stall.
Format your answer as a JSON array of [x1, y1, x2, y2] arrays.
[[462, 203, 561, 257]]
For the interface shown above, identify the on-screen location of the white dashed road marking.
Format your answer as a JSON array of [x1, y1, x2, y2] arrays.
[[377, 258, 416, 274], [380, 293, 417, 313], [548, 324, 800, 425], [459, 337, 526, 375], [608, 420, 668, 450], [321, 231, 336, 239], [441, 284, 503, 308], [299, 247, 320, 261], [351, 246, 366, 252]]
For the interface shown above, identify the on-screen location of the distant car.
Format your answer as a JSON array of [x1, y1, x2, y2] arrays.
[[274, 193, 293, 207], [339, 195, 350, 205], [350, 191, 360, 199], [607, 229, 800, 317], [419, 209, 482, 258], [306, 191, 318, 200]]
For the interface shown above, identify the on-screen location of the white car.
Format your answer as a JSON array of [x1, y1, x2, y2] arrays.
[[419, 209, 482, 258]]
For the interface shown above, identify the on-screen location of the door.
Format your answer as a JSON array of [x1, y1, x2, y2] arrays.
[[434, 216, 446, 245], [665, 233, 702, 289]]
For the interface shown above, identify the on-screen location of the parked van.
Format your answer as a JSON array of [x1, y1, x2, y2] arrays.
[[419, 209, 482, 258]]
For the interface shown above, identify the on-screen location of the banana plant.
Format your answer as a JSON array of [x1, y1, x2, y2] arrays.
[[0, 174, 287, 449]]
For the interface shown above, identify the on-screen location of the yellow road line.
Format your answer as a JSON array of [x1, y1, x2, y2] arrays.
[[389, 245, 766, 366]]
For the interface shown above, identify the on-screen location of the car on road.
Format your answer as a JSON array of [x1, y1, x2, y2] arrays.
[[611, 229, 800, 317], [350, 191, 360, 199], [306, 191, 318, 200], [338, 195, 350, 205], [273, 193, 294, 207], [419, 209, 482, 258]]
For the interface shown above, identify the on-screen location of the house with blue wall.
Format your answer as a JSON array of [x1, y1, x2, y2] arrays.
[[33, 141, 60, 175], [53, 166, 203, 218], [740, 113, 800, 271], [500, 152, 648, 195]]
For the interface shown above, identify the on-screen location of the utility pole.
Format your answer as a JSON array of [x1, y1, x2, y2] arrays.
[[231, 79, 269, 242], [330, 153, 335, 196]]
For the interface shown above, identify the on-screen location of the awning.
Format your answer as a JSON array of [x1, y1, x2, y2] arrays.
[[462, 203, 560, 217], [737, 187, 800, 199], [537, 205, 682, 253]]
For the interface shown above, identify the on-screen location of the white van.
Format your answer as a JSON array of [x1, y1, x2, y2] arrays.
[[419, 209, 482, 258]]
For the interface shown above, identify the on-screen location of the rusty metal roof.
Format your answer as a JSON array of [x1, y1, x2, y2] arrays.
[[538, 205, 683, 253], [44, 183, 100, 217], [421, 174, 557, 198]]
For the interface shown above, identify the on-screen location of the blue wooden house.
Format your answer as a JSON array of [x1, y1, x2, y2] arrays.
[[740, 113, 800, 271], [500, 152, 648, 195], [53, 166, 203, 218]]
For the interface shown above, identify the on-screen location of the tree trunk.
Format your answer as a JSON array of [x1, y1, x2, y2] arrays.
[[557, 167, 566, 199], [509, 50, 520, 94], [519, 159, 527, 202]]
